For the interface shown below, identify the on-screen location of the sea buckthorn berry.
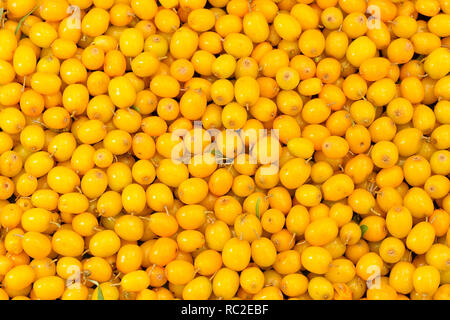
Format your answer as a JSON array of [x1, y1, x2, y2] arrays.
[[321, 174, 354, 201], [379, 237, 405, 264], [119, 28, 144, 58], [108, 76, 136, 109], [346, 36, 376, 67], [342, 74, 367, 101], [356, 252, 383, 281], [425, 244, 450, 271], [89, 230, 121, 258], [424, 47, 450, 80], [321, 136, 349, 159], [407, 222, 436, 255], [342, 13, 368, 39], [243, 12, 270, 43], [403, 155, 431, 187], [434, 100, 450, 125], [424, 175, 450, 200], [385, 206, 413, 239], [222, 237, 251, 272], [295, 185, 322, 208], [273, 13, 302, 42], [428, 14, 450, 37], [4, 265, 35, 291], [393, 128, 423, 158], [371, 141, 399, 169], [413, 266, 440, 295], [431, 124, 450, 150], [403, 187, 435, 219], [305, 218, 338, 246], [298, 29, 325, 58], [347, 188, 375, 215], [52, 229, 84, 257], [212, 267, 240, 299], [0, 29, 18, 61], [301, 246, 332, 275], [389, 261, 416, 295]]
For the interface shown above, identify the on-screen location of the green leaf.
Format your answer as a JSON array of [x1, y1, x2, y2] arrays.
[[360, 224, 368, 237], [97, 285, 104, 300], [89, 280, 104, 300], [255, 198, 260, 220], [15, 4, 39, 35], [130, 105, 140, 112]]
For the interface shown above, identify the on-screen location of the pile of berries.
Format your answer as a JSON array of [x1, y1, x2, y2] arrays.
[[0, 0, 449, 300]]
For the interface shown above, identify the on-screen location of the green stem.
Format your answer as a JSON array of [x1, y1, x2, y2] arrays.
[[15, 4, 39, 35], [0, 8, 5, 28], [130, 105, 140, 113], [255, 198, 260, 220]]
